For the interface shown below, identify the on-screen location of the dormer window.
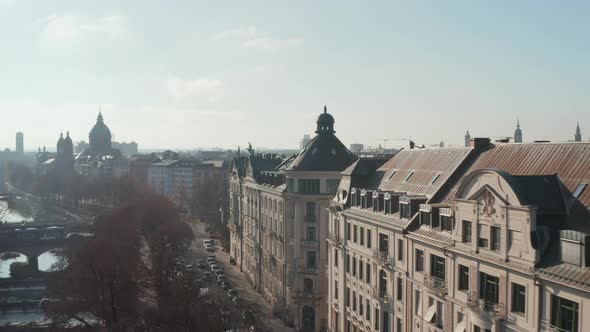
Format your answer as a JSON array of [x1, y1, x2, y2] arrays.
[[573, 183, 588, 198], [440, 208, 454, 232], [430, 173, 441, 184], [400, 202, 410, 219], [419, 205, 431, 226], [387, 170, 397, 180], [384, 193, 391, 214], [404, 171, 415, 182], [373, 192, 384, 213], [361, 190, 372, 209]]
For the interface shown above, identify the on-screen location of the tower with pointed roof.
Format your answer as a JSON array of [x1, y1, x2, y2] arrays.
[[514, 117, 523, 143], [575, 122, 582, 142], [464, 130, 471, 147]]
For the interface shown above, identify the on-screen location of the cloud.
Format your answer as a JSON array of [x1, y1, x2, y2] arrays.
[[36, 14, 128, 46], [166, 76, 224, 103], [214, 26, 302, 50]]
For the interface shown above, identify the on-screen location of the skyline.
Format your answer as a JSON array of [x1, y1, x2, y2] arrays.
[[0, 0, 589, 150]]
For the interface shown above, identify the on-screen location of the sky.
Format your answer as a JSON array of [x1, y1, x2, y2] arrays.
[[0, 0, 589, 151]]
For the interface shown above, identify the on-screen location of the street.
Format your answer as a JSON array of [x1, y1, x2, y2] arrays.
[[188, 221, 295, 332]]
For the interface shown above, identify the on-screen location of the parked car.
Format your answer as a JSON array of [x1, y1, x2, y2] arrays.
[[210, 263, 219, 270], [205, 244, 216, 252], [207, 255, 216, 261], [197, 260, 207, 269], [203, 239, 213, 247], [185, 264, 193, 271], [213, 269, 224, 277], [217, 274, 228, 283], [220, 281, 231, 290], [202, 272, 212, 281]]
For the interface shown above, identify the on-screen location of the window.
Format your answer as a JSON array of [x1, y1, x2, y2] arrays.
[[462, 220, 472, 243], [441, 215, 454, 232], [366, 299, 371, 321], [334, 249, 338, 267], [346, 222, 351, 240], [491, 226, 501, 251], [404, 171, 414, 182], [346, 254, 350, 273], [374, 308, 380, 330], [303, 278, 313, 293], [345, 287, 350, 306], [396, 318, 402, 332], [307, 251, 317, 268], [420, 210, 430, 226], [366, 262, 371, 283], [397, 239, 404, 261], [573, 183, 587, 198], [305, 202, 317, 221], [431, 173, 441, 184], [415, 249, 424, 272], [352, 257, 357, 277], [360, 227, 365, 246], [400, 203, 410, 219], [306, 227, 316, 241], [359, 294, 364, 315], [387, 170, 396, 179], [379, 233, 389, 253], [415, 290, 422, 315], [367, 229, 372, 248], [299, 179, 320, 194], [379, 270, 387, 297], [478, 224, 489, 248], [382, 311, 390, 332], [326, 179, 340, 194], [353, 225, 358, 243], [511, 283, 526, 315], [352, 291, 357, 311], [479, 272, 499, 304], [551, 295, 579, 332], [359, 258, 364, 280], [430, 255, 445, 280], [458, 265, 469, 291], [287, 179, 295, 192], [396, 277, 403, 301], [334, 280, 338, 299]]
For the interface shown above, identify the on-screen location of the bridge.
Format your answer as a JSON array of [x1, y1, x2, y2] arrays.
[[0, 193, 22, 201], [0, 223, 93, 272]]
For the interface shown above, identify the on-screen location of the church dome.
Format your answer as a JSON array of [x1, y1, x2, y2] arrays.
[[89, 111, 112, 155]]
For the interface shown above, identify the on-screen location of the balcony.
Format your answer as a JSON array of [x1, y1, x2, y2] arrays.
[[372, 250, 393, 268], [424, 275, 448, 296], [300, 239, 319, 247], [297, 266, 319, 275], [540, 320, 576, 332], [328, 233, 343, 247], [466, 292, 505, 321], [304, 215, 317, 222], [293, 290, 320, 300], [371, 288, 391, 307]]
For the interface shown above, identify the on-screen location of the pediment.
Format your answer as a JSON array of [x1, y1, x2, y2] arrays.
[[468, 185, 509, 219]]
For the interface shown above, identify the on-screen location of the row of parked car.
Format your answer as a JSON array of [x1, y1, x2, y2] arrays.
[[203, 239, 217, 253], [195, 255, 238, 303]]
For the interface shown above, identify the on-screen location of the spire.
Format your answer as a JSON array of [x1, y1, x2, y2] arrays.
[[516, 116, 520, 128], [97, 106, 103, 122], [66, 131, 70, 137], [60, 132, 63, 138], [324, 105, 327, 113], [575, 121, 582, 142]]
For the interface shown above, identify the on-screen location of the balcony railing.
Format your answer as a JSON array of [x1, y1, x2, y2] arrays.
[[303, 215, 317, 222], [328, 233, 343, 246], [540, 320, 577, 332], [371, 288, 391, 306], [296, 266, 319, 275], [294, 289, 319, 300], [424, 275, 448, 296], [466, 292, 505, 320], [373, 250, 392, 267], [300, 239, 319, 247]]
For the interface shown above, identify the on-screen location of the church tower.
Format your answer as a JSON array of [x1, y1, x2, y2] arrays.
[[575, 122, 582, 142], [514, 117, 523, 143], [464, 130, 471, 147]]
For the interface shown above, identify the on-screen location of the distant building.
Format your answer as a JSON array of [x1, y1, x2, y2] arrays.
[[74, 141, 89, 154], [38, 132, 75, 175], [300, 134, 312, 149], [112, 141, 138, 155], [464, 130, 471, 147], [514, 117, 523, 143], [15, 132, 23, 154], [575, 121, 582, 142], [350, 143, 364, 155]]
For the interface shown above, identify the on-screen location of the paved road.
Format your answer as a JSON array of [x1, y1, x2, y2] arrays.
[[188, 221, 295, 332]]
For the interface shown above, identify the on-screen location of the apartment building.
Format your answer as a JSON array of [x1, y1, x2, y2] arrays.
[[328, 140, 590, 332], [228, 107, 357, 331]]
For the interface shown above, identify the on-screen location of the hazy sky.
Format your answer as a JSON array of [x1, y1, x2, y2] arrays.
[[0, 0, 588, 151]]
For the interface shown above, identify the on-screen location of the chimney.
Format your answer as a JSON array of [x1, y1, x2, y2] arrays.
[[469, 137, 491, 150]]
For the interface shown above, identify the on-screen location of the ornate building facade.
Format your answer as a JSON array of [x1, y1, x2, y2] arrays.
[[229, 106, 357, 331], [327, 140, 590, 332]]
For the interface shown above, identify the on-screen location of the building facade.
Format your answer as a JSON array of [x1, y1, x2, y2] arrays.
[[327, 140, 590, 332], [229, 106, 357, 331]]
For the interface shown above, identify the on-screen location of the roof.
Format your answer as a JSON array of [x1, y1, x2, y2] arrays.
[[442, 142, 590, 207], [508, 174, 567, 215], [286, 133, 357, 172], [201, 160, 227, 168], [377, 148, 473, 198]]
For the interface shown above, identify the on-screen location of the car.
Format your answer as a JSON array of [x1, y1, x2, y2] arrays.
[[197, 260, 207, 269], [203, 239, 213, 247], [213, 269, 224, 277], [217, 274, 228, 283], [205, 245, 216, 253], [220, 281, 231, 290], [228, 289, 238, 298], [202, 272, 212, 281], [185, 265, 193, 271], [209, 263, 219, 270]]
